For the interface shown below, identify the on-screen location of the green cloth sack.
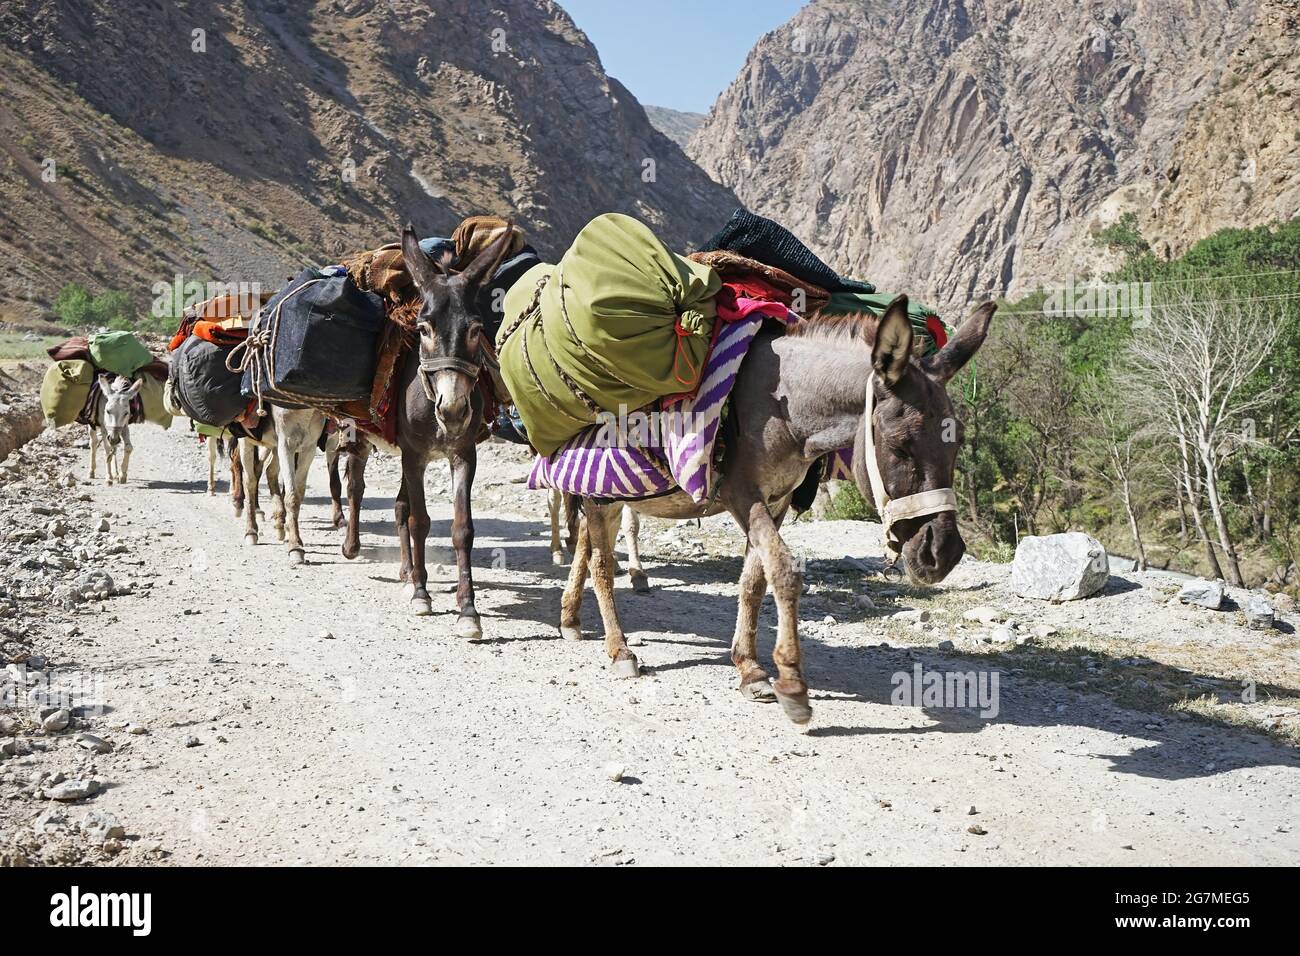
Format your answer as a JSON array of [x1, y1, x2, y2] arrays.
[[40, 360, 94, 427], [195, 422, 230, 439], [498, 213, 722, 456], [820, 291, 946, 355], [88, 331, 152, 377], [135, 373, 172, 429]]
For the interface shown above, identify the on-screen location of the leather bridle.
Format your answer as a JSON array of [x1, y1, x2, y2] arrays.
[[414, 318, 500, 403], [859, 372, 959, 562]]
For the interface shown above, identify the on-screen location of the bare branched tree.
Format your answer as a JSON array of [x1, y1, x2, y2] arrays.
[[1123, 293, 1282, 586]]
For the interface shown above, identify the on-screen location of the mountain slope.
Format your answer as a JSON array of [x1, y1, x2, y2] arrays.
[[690, 0, 1291, 309], [0, 0, 738, 319], [644, 106, 706, 149]]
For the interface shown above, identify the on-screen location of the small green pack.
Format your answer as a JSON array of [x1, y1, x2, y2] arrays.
[[88, 331, 152, 377]]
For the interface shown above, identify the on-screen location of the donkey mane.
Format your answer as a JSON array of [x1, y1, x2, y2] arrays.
[[786, 310, 880, 343]]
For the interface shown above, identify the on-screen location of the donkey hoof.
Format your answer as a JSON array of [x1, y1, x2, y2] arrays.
[[740, 679, 776, 703], [410, 597, 433, 617], [275, 526, 287, 542], [454, 615, 484, 642], [341, 544, 360, 561], [629, 570, 651, 594], [610, 654, 640, 679], [288, 549, 306, 566], [551, 551, 566, 567], [774, 689, 813, 725], [243, 533, 258, 547], [559, 624, 583, 642]]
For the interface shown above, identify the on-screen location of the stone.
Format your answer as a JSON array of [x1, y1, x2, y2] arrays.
[[963, 606, 1007, 624], [76, 733, 113, 754], [46, 778, 100, 801], [81, 809, 125, 842], [184, 735, 201, 748], [41, 709, 70, 733], [1031, 624, 1059, 638], [1177, 578, 1225, 610], [1010, 533, 1109, 601], [604, 762, 626, 782], [1244, 594, 1275, 630], [990, 625, 1016, 644]]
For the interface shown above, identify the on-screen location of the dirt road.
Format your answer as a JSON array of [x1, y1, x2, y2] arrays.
[[3, 421, 1299, 865]]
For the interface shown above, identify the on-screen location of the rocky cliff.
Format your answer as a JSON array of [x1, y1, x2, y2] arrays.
[[690, 0, 1294, 310], [0, 0, 738, 318]]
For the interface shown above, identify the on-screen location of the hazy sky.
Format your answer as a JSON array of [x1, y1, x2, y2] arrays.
[[560, 0, 807, 114]]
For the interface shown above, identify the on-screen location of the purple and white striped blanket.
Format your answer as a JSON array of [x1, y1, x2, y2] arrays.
[[527, 314, 771, 503]]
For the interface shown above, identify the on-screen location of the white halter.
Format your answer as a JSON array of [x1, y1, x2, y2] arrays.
[[859, 372, 959, 562]]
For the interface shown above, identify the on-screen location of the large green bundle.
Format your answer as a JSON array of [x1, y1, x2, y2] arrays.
[[40, 360, 94, 427], [88, 331, 152, 377], [498, 214, 721, 456]]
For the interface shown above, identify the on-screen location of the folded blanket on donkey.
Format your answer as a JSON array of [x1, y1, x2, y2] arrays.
[[497, 213, 721, 457]]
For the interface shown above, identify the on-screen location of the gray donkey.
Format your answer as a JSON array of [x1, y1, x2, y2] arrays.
[[87, 375, 142, 484], [393, 224, 515, 640], [559, 297, 996, 725]]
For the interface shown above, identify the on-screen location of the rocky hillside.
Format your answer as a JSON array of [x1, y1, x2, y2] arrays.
[[0, 0, 738, 320], [1141, 0, 1300, 258], [644, 106, 706, 150], [690, 0, 1295, 309]]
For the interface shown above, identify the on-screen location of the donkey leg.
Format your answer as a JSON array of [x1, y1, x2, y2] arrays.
[[746, 501, 809, 723], [241, 441, 261, 545], [230, 441, 245, 517], [622, 507, 649, 593], [732, 546, 776, 703], [449, 448, 482, 640], [207, 439, 217, 495], [402, 453, 433, 616], [558, 513, 592, 642], [341, 441, 368, 560], [585, 502, 638, 678], [119, 430, 132, 484], [327, 444, 344, 530], [103, 432, 117, 485], [278, 435, 313, 565], [547, 488, 566, 566], [395, 473, 413, 583], [265, 451, 286, 542], [87, 427, 98, 480]]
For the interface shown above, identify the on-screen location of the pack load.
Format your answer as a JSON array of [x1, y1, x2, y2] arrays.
[[40, 360, 96, 428], [134, 373, 173, 429], [48, 334, 170, 382], [87, 330, 154, 378], [237, 267, 386, 409], [497, 213, 721, 457], [170, 334, 251, 428]]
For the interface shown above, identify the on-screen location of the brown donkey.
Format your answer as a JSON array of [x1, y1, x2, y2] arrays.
[[561, 297, 996, 724], [394, 224, 514, 639]]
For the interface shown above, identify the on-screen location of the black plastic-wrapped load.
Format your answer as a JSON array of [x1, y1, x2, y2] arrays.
[[171, 335, 248, 427], [240, 268, 385, 405], [701, 208, 875, 294]]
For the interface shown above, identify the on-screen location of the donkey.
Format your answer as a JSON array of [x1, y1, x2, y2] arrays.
[[393, 224, 515, 639], [559, 297, 996, 724], [87, 375, 142, 484]]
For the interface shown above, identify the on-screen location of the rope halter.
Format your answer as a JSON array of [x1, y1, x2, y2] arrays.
[[859, 372, 959, 563]]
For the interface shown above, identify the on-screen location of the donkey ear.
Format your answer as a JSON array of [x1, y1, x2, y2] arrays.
[[872, 295, 913, 386], [401, 223, 442, 294], [127, 378, 143, 397], [922, 302, 996, 384], [457, 223, 515, 292]]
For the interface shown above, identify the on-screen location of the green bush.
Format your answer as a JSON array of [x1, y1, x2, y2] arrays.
[[823, 481, 876, 521]]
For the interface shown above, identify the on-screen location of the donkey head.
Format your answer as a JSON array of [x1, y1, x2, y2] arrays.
[[101, 376, 141, 435], [400, 223, 512, 439], [852, 296, 995, 585]]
